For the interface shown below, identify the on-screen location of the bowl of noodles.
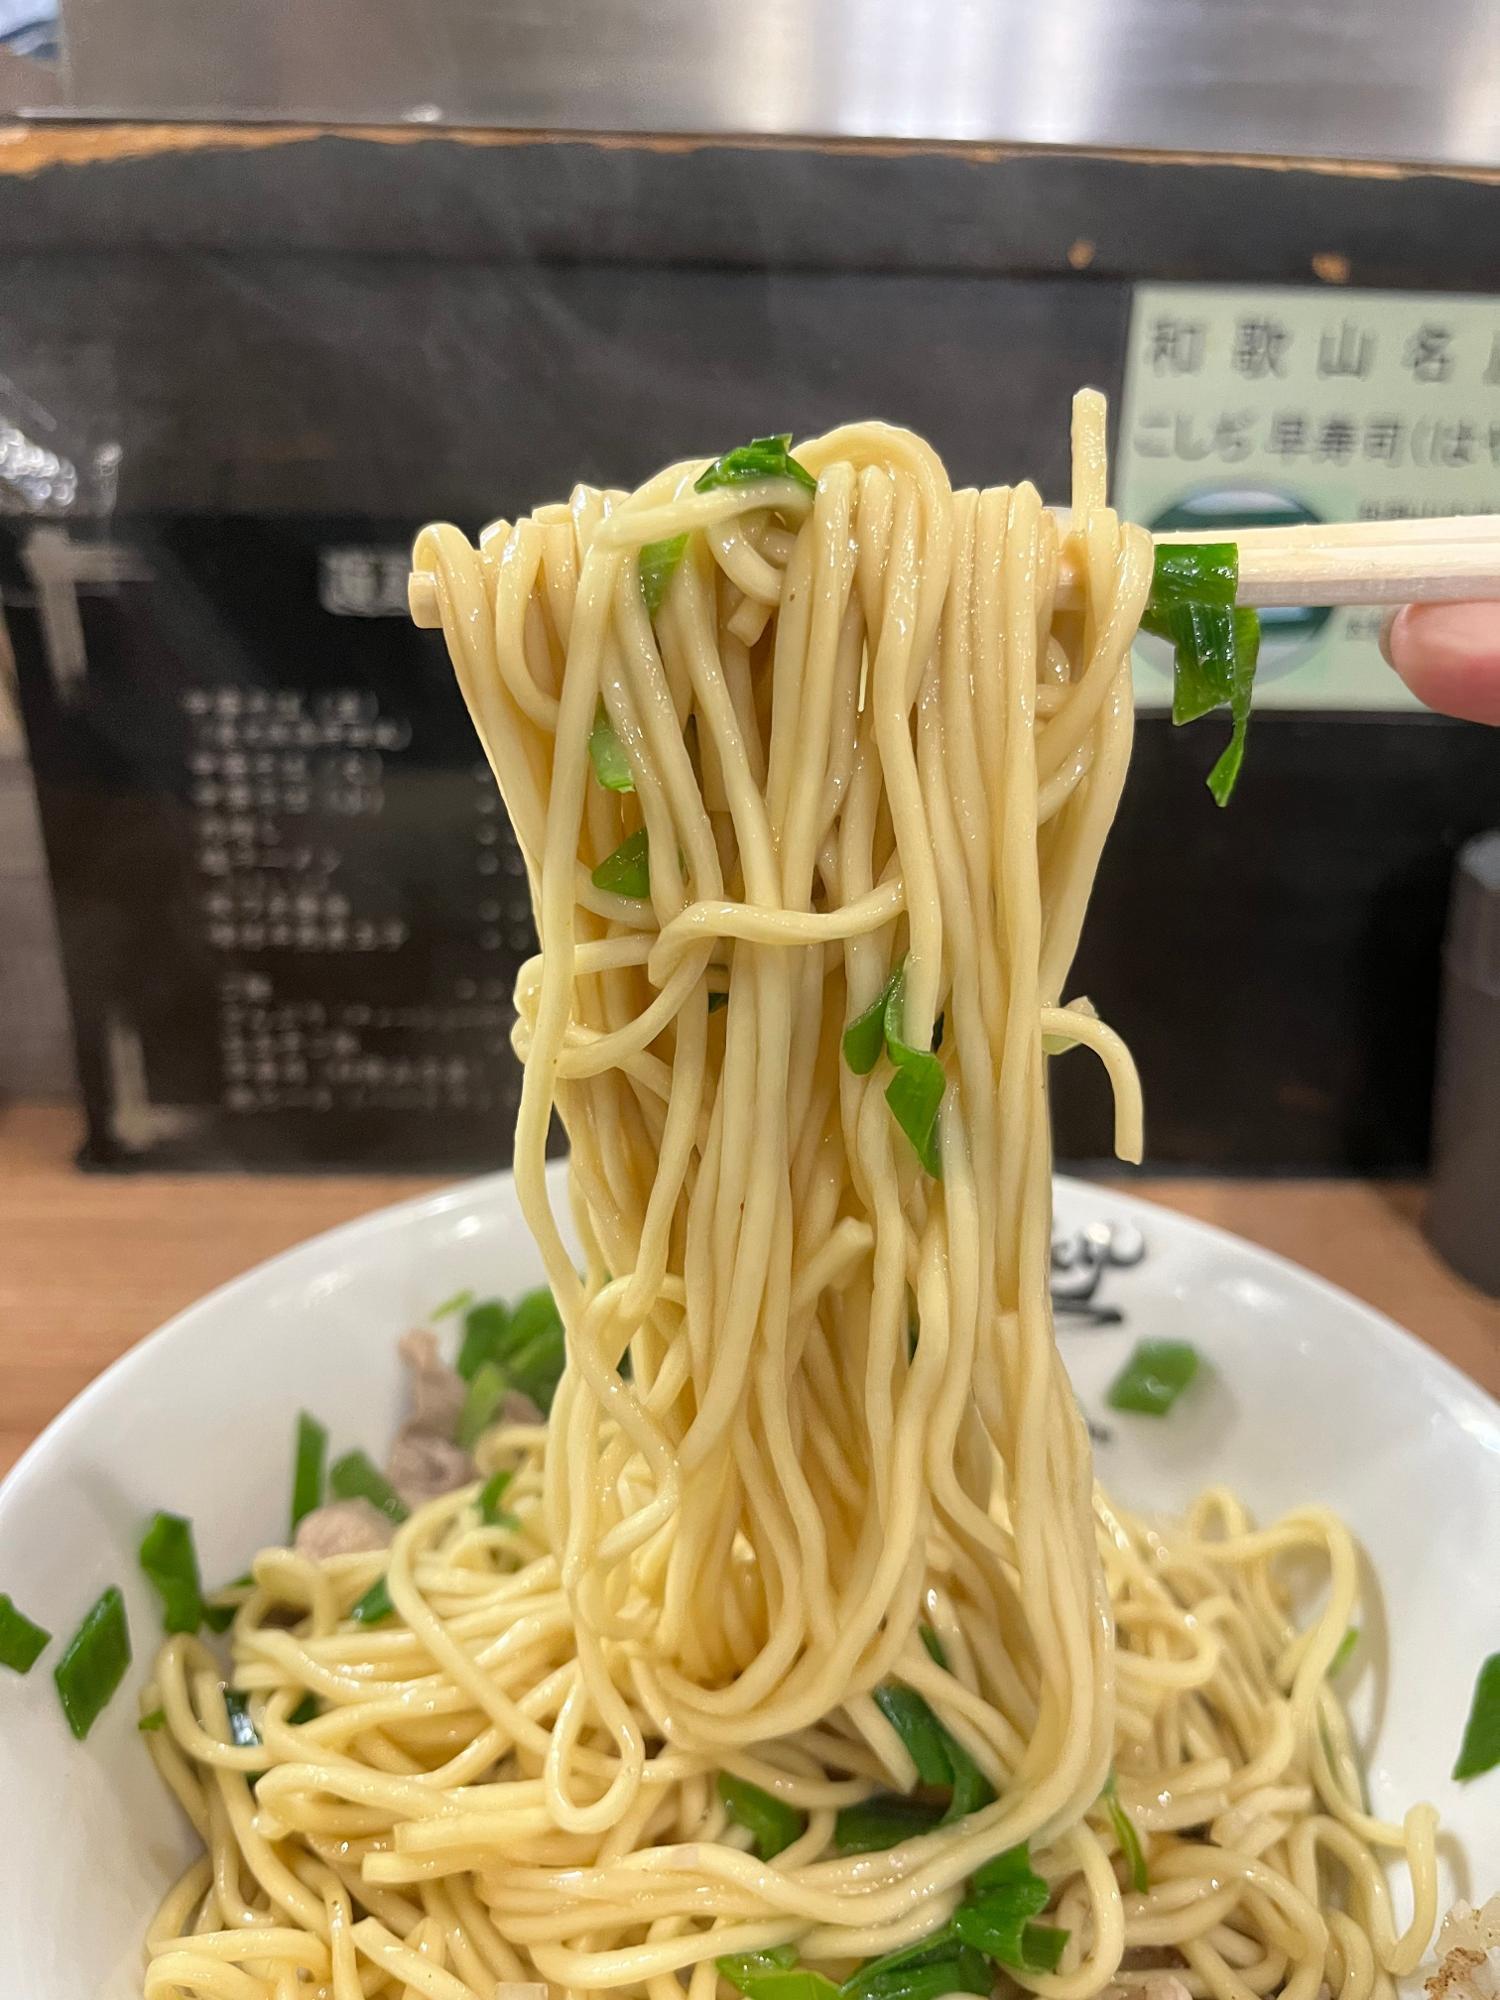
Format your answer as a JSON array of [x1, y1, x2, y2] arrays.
[[2, 398, 1499, 1999]]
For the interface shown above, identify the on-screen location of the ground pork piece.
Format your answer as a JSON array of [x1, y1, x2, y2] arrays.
[[387, 1425, 473, 1509], [398, 1327, 468, 1438], [1428, 1898, 1500, 2000], [293, 1498, 393, 1560]]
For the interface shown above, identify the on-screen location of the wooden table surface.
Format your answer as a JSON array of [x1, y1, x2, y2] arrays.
[[2, 1100, 1497, 1478]]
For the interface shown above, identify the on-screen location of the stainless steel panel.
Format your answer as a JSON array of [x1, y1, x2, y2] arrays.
[[27, 0, 1500, 173]]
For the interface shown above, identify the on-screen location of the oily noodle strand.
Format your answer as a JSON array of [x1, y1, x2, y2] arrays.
[[142, 398, 1438, 2000]]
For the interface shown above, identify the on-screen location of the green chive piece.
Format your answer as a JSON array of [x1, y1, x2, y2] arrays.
[[919, 1625, 949, 1670], [137, 1707, 167, 1732], [844, 1937, 992, 2000], [1017, 1925, 1069, 1973], [290, 1411, 327, 1535], [970, 1843, 1038, 1893], [328, 1450, 408, 1525], [1103, 1774, 1148, 1892], [1141, 543, 1261, 806], [1329, 1626, 1359, 1678], [1166, 601, 1238, 725], [1454, 1652, 1500, 1781], [431, 1288, 474, 1320], [222, 1687, 260, 1749], [1105, 1339, 1201, 1417], [874, 1681, 993, 1820], [287, 1693, 320, 1725], [721, 1972, 841, 2000], [457, 1360, 508, 1450], [717, 1770, 805, 1860], [834, 1793, 945, 1854], [1206, 607, 1261, 807], [351, 1575, 395, 1626], [457, 1298, 510, 1382], [640, 533, 689, 617], [1143, 542, 1239, 622], [591, 827, 651, 899], [478, 1468, 519, 1527], [708, 989, 729, 1014], [589, 701, 635, 793], [694, 435, 816, 498], [138, 1510, 205, 1635], [503, 1287, 567, 1413], [0, 1592, 50, 1673], [842, 972, 896, 1075], [951, 1844, 1056, 1968], [883, 969, 945, 1178], [53, 1587, 131, 1740], [716, 1945, 799, 1996]]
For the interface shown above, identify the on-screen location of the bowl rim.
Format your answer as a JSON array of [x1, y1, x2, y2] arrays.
[[3, 1165, 1495, 1526]]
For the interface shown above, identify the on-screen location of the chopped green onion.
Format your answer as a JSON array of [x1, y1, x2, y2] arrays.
[[708, 989, 729, 1014], [351, 1575, 395, 1626], [431, 1288, 474, 1320], [873, 1683, 956, 1787], [1141, 543, 1261, 807], [845, 1944, 992, 2000], [1015, 1925, 1069, 1973], [478, 1467, 518, 1527], [592, 827, 651, 899], [640, 533, 689, 617], [589, 701, 635, 793], [951, 1876, 1047, 1960], [137, 1707, 167, 1732], [970, 1843, 1038, 1894], [1105, 1339, 1201, 1417], [505, 1286, 568, 1411], [842, 972, 897, 1075], [1143, 542, 1239, 622], [834, 1793, 944, 1854], [1329, 1626, 1359, 1678], [694, 435, 816, 498], [328, 1449, 408, 1525], [52, 1587, 131, 1739], [1205, 608, 1260, 807], [287, 1693, 320, 1725], [874, 1682, 992, 1819], [1166, 601, 1238, 725], [138, 1510, 205, 1635], [290, 1411, 327, 1535], [222, 1687, 260, 1749], [883, 971, 945, 1178], [457, 1298, 510, 1382], [725, 1972, 840, 2000], [716, 1945, 798, 1995], [0, 1592, 50, 1673], [1454, 1652, 1500, 1781], [840, 963, 945, 1175], [919, 1625, 948, 1670], [1103, 1774, 1148, 1892], [717, 1770, 805, 1860], [457, 1360, 508, 1450]]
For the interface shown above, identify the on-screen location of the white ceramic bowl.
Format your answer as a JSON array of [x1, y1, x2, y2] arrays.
[[1, 1169, 1497, 1994]]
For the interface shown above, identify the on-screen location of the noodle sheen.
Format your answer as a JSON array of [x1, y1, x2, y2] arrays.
[[142, 397, 1437, 2000]]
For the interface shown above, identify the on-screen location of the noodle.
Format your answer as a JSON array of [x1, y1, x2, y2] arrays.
[[140, 395, 1438, 2000]]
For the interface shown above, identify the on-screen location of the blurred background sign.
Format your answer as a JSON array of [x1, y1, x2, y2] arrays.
[[1119, 286, 1500, 710]]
